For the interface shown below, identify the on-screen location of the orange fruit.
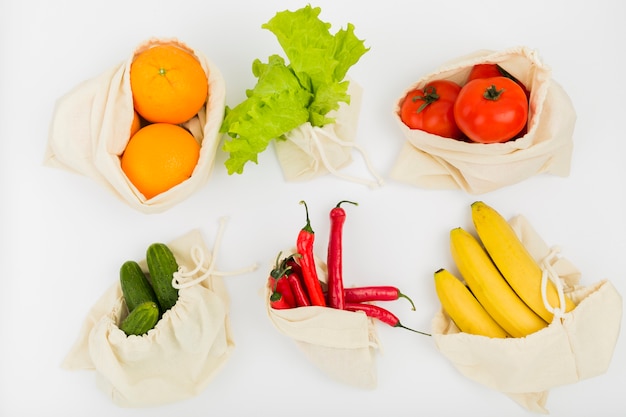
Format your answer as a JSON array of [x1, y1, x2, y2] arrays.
[[121, 123, 200, 199], [130, 110, 142, 136], [130, 44, 208, 124]]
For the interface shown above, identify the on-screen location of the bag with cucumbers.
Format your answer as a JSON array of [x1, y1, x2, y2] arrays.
[[62, 225, 254, 407], [431, 213, 622, 414]]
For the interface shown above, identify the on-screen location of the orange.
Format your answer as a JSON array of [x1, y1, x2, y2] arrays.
[[130, 44, 208, 124], [121, 123, 200, 199], [130, 110, 142, 137]]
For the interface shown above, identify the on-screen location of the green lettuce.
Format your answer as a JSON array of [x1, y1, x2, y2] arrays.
[[220, 4, 369, 175]]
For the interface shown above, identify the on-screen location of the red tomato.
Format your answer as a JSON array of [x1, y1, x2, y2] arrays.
[[454, 76, 528, 143], [399, 80, 464, 139], [467, 63, 530, 100], [467, 64, 502, 82]]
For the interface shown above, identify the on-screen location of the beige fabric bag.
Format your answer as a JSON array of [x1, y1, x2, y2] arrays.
[[432, 215, 622, 414], [391, 46, 576, 194], [45, 38, 226, 213], [274, 80, 384, 188], [62, 223, 255, 407], [265, 249, 381, 388]]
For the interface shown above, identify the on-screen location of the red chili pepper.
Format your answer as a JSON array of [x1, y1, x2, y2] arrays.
[[285, 256, 302, 277], [287, 272, 311, 307], [270, 291, 293, 309], [275, 278, 296, 308], [344, 286, 416, 310], [344, 303, 430, 336], [268, 252, 296, 308], [326, 200, 358, 310], [296, 201, 326, 307]]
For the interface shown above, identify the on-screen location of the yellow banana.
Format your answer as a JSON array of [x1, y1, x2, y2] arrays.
[[449, 227, 548, 337], [434, 268, 509, 338], [471, 201, 576, 323]]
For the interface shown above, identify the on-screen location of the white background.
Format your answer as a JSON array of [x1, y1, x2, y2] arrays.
[[1, 0, 625, 416]]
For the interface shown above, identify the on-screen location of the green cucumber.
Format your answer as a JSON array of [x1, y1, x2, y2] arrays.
[[119, 301, 160, 336], [120, 260, 159, 313], [146, 243, 180, 312]]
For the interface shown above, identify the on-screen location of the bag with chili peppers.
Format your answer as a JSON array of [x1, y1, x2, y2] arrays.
[[62, 223, 256, 407], [432, 215, 622, 414], [264, 249, 382, 389], [390, 46, 575, 194], [45, 37, 226, 213]]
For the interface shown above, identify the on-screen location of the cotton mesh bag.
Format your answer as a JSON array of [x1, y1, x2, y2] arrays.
[[432, 215, 622, 414], [264, 249, 381, 389], [274, 80, 384, 188], [391, 46, 576, 194], [62, 221, 257, 407], [45, 38, 226, 213]]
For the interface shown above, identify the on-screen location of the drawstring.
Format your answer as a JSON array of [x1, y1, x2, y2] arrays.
[[172, 217, 258, 289], [539, 246, 567, 319], [311, 126, 385, 189]]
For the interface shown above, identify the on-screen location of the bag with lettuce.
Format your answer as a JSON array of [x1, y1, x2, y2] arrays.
[[220, 5, 383, 188]]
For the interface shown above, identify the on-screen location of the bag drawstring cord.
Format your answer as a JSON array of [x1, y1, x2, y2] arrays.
[[311, 126, 385, 189], [172, 217, 258, 289], [539, 245, 567, 320]]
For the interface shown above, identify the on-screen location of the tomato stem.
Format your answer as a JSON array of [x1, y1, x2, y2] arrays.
[[412, 85, 440, 113], [483, 84, 505, 101]]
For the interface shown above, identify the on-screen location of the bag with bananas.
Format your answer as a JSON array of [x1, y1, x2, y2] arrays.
[[432, 202, 622, 414]]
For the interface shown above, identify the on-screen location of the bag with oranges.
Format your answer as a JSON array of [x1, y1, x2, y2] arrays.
[[62, 224, 257, 407], [390, 46, 576, 194], [45, 38, 225, 213]]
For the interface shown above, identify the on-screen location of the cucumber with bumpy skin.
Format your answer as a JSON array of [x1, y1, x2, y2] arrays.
[[146, 243, 180, 312], [120, 260, 159, 312], [119, 301, 160, 336]]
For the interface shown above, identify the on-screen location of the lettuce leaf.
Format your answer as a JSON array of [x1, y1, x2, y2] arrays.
[[220, 4, 369, 175]]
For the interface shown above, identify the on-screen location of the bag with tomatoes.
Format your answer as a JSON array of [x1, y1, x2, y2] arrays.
[[45, 38, 226, 213], [264, 248, 381, 389], [391, 46, 576, 194]]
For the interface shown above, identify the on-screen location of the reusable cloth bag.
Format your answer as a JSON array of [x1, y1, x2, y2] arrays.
[[432, 215, 622, 414], [45, 38, 226, 213], [265, 249, 381, 389], [62, 223, 254, 407], [391, 46, 576, 194], [274, 80, 384, 188]]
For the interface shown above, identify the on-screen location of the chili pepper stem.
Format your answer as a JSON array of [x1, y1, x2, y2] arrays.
[[398, 291, 417, 311], [299, 200, 314, 233], [395, 322, 431, 337], [335, 200, 358, 208]]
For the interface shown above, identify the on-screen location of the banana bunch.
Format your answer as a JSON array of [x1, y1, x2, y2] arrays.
[[435, 201, 576, 338]]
